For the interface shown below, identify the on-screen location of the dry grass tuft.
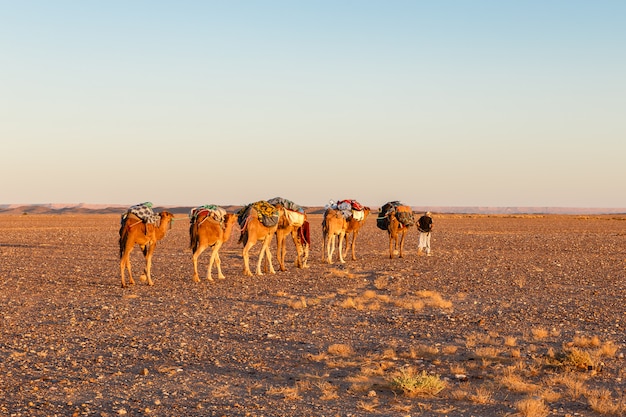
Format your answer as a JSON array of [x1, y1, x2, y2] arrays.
[[566, 347, 594, 369], [499, 370, 540, 394], [586, 388, 626, 415], [572, 335, 601, 348], [327, 343, 353, 357], [504, 336, 517, 346], [474, 346, 503, 360], [389, 367, 446, 397], [266, 385, 303, 401], [515, 397, 550, 417], [597, 340, 619, 357], [531, 327, 549, 340], [467, 385, 494, 404], [315, 381, 339, 401], [547, 372, 589, 399]]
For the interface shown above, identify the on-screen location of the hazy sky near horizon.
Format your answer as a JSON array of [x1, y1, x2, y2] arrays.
[[2, 1, 625, 208]]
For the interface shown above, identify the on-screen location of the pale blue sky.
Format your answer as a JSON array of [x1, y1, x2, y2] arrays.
[[2, 1, 625, 208]]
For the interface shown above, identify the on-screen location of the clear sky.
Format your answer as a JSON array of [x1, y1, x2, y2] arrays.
[[2, 1, 625, 208]]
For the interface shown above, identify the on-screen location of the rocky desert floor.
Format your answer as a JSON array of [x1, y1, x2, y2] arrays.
[[1, 212, 625, 417]]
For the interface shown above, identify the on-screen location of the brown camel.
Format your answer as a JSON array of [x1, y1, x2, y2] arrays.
[[385, 207, 413, 259], [239, 204, 282, 276], [119, 211, 174, 288], [342, 207, 371, 261], [322, 208, 347, 264], [190, 211, 238, 282], [273, 204, 308, 271]]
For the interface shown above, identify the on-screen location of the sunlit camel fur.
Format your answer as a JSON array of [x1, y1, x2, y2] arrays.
[[119, 211, 174, 288], [322, 208, 347, 264], [190, 213, 238, 282], [342, 208, 371, 261], [386, 211, 409, 259], [239, 206, 282, 276], [273, 204, 307, 271]]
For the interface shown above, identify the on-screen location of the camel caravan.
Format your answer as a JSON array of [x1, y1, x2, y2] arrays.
[[118, 198, 422, 287]]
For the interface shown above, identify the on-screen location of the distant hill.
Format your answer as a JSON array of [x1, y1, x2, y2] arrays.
[[1, 204, 625, 215]]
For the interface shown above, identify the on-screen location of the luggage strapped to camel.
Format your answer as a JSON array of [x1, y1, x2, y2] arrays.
[[376, 201, 413, 230], [334, 199, 366, 220], [190, 205, 227, 228], [237, 201, 280, 232], [121, 202, 161, 227], [267, 197, 306, 227]]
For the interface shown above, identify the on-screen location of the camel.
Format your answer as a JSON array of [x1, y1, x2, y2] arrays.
[[119, 211, 174, 288], [342, 207, 371, 261], [272, 203, 308, 271], [322, 208, 347, 264], [384, 206, 413, 259], [190, 211, 238, 282], [238, 203, 282, 276]]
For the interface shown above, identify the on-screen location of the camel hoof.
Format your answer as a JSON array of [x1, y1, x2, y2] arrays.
[[217, 276, 225, 280]]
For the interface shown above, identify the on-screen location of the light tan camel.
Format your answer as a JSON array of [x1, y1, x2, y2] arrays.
[[322, 208, 347, 264], [386, 210, 409, 259], [273, 205, 307, 271], [190, 212, 238, 282], [119, 211, 174, 288], [239, 205, 282, 276], [342, 207, 371, 261]]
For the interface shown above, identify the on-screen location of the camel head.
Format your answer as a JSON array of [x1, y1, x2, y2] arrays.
[[159, 211, 175, 230]]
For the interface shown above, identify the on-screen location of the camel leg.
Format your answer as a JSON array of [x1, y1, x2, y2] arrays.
[[256, 238, 275, 275], [214, 251, 225, 280], [327, 234, 335, 264], [321, 229, 327, 262], [301, 243, 310, 268], [265, 241, 276, 274], [208, 242, 224, 280], [143, 243, 156, 286], [291, 229, 303, 269], [120, 246, 135, 287], [120, 255, 132, 288], [338, 233, 346, 264], [389, 234, 395, 259], [399, 230, 406, 258], [242, 241, 254, 276], [341, 233, 348, 259], [192, 244, 207, 283], [351, 231, 358, 261], [276, 232, 286, 272]]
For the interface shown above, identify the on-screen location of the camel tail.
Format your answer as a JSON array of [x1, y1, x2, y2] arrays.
[[119, 225, 129, 258], [189, 221, 199, 252]]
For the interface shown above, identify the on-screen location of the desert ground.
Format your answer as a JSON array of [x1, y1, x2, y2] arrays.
[[1, 212, 625, 417]]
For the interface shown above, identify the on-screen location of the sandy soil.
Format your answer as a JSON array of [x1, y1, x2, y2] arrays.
[[1, 212, 625, 416]]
